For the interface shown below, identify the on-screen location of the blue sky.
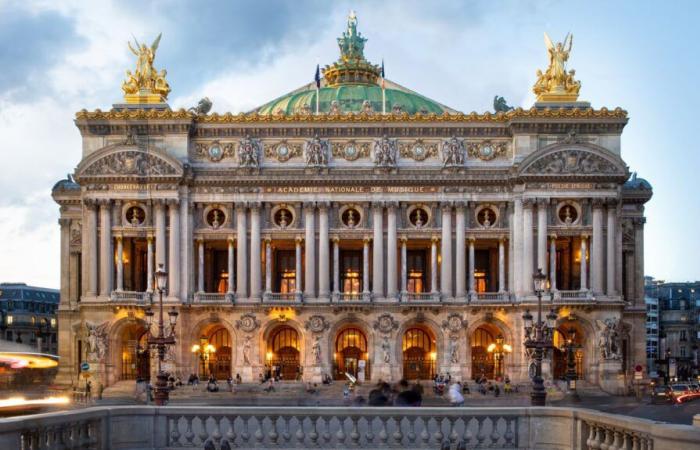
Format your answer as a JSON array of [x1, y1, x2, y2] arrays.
[[0, 0, 697, 287]]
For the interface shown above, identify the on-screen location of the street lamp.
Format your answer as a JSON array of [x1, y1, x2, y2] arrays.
[[191, 337, 216, 378], [523, 268, 557, 406], [36, 317, 51, 353], [144, 263, 179, 406]]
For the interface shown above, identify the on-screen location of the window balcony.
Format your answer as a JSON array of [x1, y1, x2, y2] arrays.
[[193, 292, 233, 304], [263, 292, 301, 303], [109, 291, 152, 304]]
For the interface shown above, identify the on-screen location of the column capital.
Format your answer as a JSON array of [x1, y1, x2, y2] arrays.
[[264, 236, 272, 244], [399, 235, 408, 244], [167, 198, 180, 208], [591, 198, 605, 209], [147, 235, 154, 243], [249, 201, 262, 211], [371, 202, 384, 212], [97, 198, 112, 208], [227, 235, 235, 244], [196, 236, 204, 244], [235, 202, 248, 212], [454, 201, 467, 209], [302, 201, 316, 211], [605, 197, 619, 207], [386, 201, 399, 210], [363, 236, 372, 244], [548, 233, 558, 240], [536, 198, 549, 207], [468, 236, 476, 244], [115, 234, 123, 242], [153, 198, 167, 207], [317, 201, 330, 211], [83, 198, 98, 208], [431, 235, 440, 244], [498, 235, 508, 243], [632, 217, 646, 226], [522, 198, 535, 208], [331, 236, 340, 243], [581, 233, 590, 240], [295, 235, 304, 244], [440, 201, 453, 211], [58, 217, 71, 227]]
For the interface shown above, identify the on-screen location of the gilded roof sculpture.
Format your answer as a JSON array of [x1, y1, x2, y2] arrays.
[[533, 33, 581, 102], [121, 33, 171, 104]]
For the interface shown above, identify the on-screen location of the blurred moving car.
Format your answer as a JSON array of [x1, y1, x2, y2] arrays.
[[650, 385, 672, 404], [669, 384, 699, 404]]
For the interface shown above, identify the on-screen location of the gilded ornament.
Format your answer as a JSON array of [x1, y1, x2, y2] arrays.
[[235, 313, 260, 333], [263, 141, 302, 162], [398, 140, 438, 161], [122, 33, 171, 104], [467, 141, 508, 161], [331, 141, 370, 161], [533, 33, 581, 102], [194, 141, 234, 162]]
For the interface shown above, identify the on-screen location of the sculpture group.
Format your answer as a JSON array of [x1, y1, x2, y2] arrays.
[[122, 33, 171, 101]]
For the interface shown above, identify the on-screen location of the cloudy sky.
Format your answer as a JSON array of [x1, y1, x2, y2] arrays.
[[0, 0, 697, 288]]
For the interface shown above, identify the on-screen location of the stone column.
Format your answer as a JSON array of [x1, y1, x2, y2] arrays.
[[372, 204, 384, 298], [227, 236, 235, 294], [522, 200, 534, 294], [512, 198, 523, 295], [591, 200, 604, 294], [537, 199, 548, 274], [400, 236, 408, 300], [580, 234, 588, 291], [168, 201, 180, 298], [440, 202, 452, 298], [386, 203, 398, 299], [549, 234, 557, 291], [498, 237, 506, 293], [468, 237, 476, 297], [606, 200, 617, 295], [179, 193, 191, 301], [250, 204, 262, 301], [197, 238, 204, 293], [99, 200, 113, 296], [58, 218, 71, 306], [264, 238, 272, 295], [332, 237, 340, 299], [236, 204, 248, 299], [146, 236, 154, 292], [115, 235, 124, 291], [634, 218, 646, 305], [362, 237, 371, 299], [303, 203, 316, 298], [295, 236, 303, 298], [430, 236, 439, 295], [154, 201, 166, 277], [318, 203, 330, 300], [455, 203, 466, 299]]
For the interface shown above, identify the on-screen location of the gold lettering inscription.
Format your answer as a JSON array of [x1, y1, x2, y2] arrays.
[[265, 186, 437, 194]]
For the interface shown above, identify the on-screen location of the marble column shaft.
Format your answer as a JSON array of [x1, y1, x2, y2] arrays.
[[537, 201, 548, 273], [318, 205, 330, 299], [304, 204, 316, 298], [264, 238, 272, 294], [250, 205, 262, 301], [512, 199, 523, 294], [295, 237, 303, 295], [455, 205, 466, 299], [227, 237, 235, 294], [430, 237, 438, 294], [522, 201, 534, 294], [146, 236, 154, 292], [549, 235, 557, 291], [236, 205, 248, 298], [498, 237, 506, 293], [468, 237, 475, 295], [591, 203, 604, 293], [154, 202, 166, 276], [386, 204, 398, 298], [580, 235, 588, 290], [400, 237, 408, 297], [372, 205, 384, 298], [197, 239, 204, 293], [332, 237, 340, 295], [363, 238, 371, 295], [440, 203, 452, 298], [634, 219, 645, 304], [168, 201, 180, 298], [115, 236, 124, 291], [606, 203, 617, 295], [99, 201, 113, 296]]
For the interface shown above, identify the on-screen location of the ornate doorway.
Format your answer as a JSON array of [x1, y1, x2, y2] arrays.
[[203, 327, 231, 379], [334, 327, 369, 381], [402, 327, 436, 380], [268, 326, 301, 380], [552, 326, 584, 380], [120, 327, 149, 381], [471, 325, 498, 380]]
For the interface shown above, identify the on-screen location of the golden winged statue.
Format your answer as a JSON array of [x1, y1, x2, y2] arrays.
[[533, 32, 581, 102], [122, 33, 171, 103]]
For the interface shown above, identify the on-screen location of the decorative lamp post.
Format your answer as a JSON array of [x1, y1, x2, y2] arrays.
[[191, 337, 216, 378], [523, 268, 557, 406], [487, 334, 513, 380], [564, 327, 581, 401], [144, 263, 179, 406]]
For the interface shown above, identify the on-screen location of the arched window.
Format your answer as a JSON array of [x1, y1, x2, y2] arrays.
[[267, 326, 300, 380], [402, 327, 436, 380], [335, 327, 369, 380]]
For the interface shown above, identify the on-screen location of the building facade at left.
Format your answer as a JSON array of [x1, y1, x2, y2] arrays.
[[0, 283, 59, 355]]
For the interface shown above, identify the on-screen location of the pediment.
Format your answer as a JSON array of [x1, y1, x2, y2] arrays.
[[518, 143, 628, 178], [75, 144, 184, 180]]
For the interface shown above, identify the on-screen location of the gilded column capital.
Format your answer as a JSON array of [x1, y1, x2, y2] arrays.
[[147, 234, 154, 243], [581, 233, 590, 240], [431, 235, 440, 244], [468, 236, 476, 244], [264, 236, 272, 244], [363, 236, 372, 244], [196, 236, 204, 244], [295, 235, 304, 244], [548, 233, 558, 240], [498, 235, 508, 243], [227, 235, 236, 244], [399, 235, 408, 244], [331, 236, 340, 243]]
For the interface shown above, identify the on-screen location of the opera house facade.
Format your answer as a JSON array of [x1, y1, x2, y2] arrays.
[[52, 15, 652, 394]]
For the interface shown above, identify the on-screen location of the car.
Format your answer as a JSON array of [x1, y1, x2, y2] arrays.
[[650, 385, 672, 404], [688, 383, 700, 393], [670, 384, 697, 403]]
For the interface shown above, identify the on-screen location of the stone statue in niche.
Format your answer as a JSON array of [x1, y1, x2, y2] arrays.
[[381, 335, 391, 364], [242, 335, 252, 366]]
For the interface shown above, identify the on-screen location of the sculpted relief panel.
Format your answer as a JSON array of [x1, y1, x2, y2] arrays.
[[82, 150, 180, 177], [524, 149, 621, 175]]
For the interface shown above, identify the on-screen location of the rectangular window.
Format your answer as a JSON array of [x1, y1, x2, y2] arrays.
[[680, 330, 687, 341], [680, 346, 687, 357], [275, 250, 296, 294], [407, 250, 427, 293], [340, 250, 362, 294]]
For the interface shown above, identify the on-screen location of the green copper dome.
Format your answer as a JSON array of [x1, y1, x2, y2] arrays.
[[252, 12, 458, 116]]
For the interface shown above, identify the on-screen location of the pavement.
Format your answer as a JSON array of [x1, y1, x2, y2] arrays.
[[17, 379, 700, 426]]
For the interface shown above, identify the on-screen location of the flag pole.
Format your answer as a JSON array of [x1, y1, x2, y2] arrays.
[[314, 63, 321, 115]]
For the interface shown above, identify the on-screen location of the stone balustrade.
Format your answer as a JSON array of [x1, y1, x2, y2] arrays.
[[193, 292, 232, 303], [1, 406, 698, 450], [110, 290, 152, 303]]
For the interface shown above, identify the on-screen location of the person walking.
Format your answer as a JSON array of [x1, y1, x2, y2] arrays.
[[447, 382, 464, 407]]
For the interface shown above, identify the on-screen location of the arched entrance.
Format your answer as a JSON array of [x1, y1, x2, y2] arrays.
[[552, 324, 584, 380], [198, 326, 232, 380], [471, 324, 509, 380], [334, 327, 369, 381], [120, 325, 150, 381], [402, 327, 436, 380], [268, 325, 301, 380]]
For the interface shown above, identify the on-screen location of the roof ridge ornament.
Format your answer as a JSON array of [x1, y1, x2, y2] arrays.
[[323, 11, 380, 87], [533, 32, 582, 103]]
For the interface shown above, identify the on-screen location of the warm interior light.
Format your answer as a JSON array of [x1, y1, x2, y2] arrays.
[[429, 351, 437, 360], [266, 351, 273, 360], [0, 396, 70, 409], [191, 344, 201, 353], [503, 344, 513, 353], [487, 343, 497, 353], [205, 344, 216, 354]]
